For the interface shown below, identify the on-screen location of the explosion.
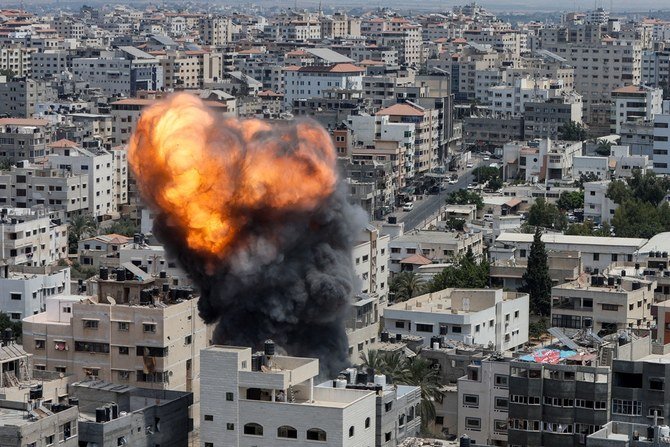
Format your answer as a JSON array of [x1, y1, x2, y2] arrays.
[[129, 93, 361, 375]]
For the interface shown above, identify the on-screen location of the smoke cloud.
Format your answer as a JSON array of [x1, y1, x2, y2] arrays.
[[128, 93, 363, 376]]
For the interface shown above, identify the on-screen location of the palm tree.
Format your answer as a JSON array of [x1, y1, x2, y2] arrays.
[[68, 214, 98, 254], [390, 272, 425, 303], [358, 349, 385, 375], [397, 356, 444, 430], [378, 350, 407, 382]]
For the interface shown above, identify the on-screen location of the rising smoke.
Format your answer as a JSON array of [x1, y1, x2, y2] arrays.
[[128, 93, 364, 376]]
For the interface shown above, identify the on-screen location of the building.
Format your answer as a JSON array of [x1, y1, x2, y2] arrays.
[[70, 380, 193, 447], [524, 93, 584, 140], [584, 181, 618, 224], [491, 232, 647, 273], [0, 263, 70, 322], [383, 288, 529, 351], [0, 399, 79, 447], [0, 118, 54, 162], [199, 16, 233, 46], [652, 102, 670, 174], [22, 267, 206, 396], [387, 229, 484, 274], [199, 345, 377, 447], [353, 225, 390, 301], [0, 207, 68, 267], [283, 63, 364, 106], [551, 274, 655, 336], [588, 420, 670, 446], [502, 139, 582, 183], [0, 78, 56, 118], [458, 357, 511, 446], [611, 85, 663, 134], [78, 234, 131, 269], [490, 250, 581, 291], [508, 358, 611, 447]]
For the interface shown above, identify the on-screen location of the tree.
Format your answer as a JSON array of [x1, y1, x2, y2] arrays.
[[397, 356, 444, 431], [611, 199, 668, 239], [472, 166, 500, 183], [389, 272, 425, 303], [0, 312, 21, 342], [556, 191, 583, 211], [107, 217, 139, 237], [529, 317, 549, 339], [68, 214, 98, 254], [359, 349, 385, 375], [445, 217, 465, 231], [487, 177, 503, 191], [565, 221, 612, 236], [445, 189, 483, 210], [0, 69, 15, 79], [594, 140, 612, 156], [606, 179, 633, 204], [527, 198, 567, 230], [427, 249, 489, 291], [378, 351, 407, 382], [558, 121, 587, 141], [522, 228, 553, 316], [574, 172, 601, 189]]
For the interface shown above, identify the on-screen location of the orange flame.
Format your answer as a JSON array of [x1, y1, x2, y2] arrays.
[[128, 93, 338, 258]]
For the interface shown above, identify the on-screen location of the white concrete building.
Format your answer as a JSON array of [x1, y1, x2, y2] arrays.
[[611, 85, 663, 134], [199, 345, 376, 447], [584, 180, 618, 224], [0, 264, 70, 321], [573, 156, 609, 180], [489, 77, 553, 118], [652, 101, 670, 174], [283, 63, 364, 106], [502, 139, 582, 182], [458, 358, 511, 446], [383, 288, 529, 352], [46, 139, 118, 219], [491, 232, 647, 273], [0, 207, 68, 267], [353, 225, 390, 302]]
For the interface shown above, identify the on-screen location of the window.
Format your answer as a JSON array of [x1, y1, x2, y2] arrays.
[[45, 434, 54, 445], [465, 417, 481, 430], [185, 335, 192, 345], [35, 339, 46, 350], [494, 419, 507, 433], [227, 423, 235, 430], [226, 392, 234, 401], [278, 426, 297, 438], [452, 326, 462, 333], [395, 321, 405, 328], [83, 319, 99, 329], [612, 399, 642, 415], [118, 346, 129, 355], [385, 401, 393, 412], [416, 323, 433, 333], [463, 394, 479, 407], [243, 423, 263, 436], [205, 444, 213, 447], [519, 249, 527, 258], [514, 310, 519, 318], [306, 428, 327, 441], [495, 397, 509, 409], [602, 304, 618, 311], [10, 292, 21, 300], [143, 323, 156, 333], [385, 432, 392, 442], [349, 426, 355, 437], [365, 417, 370, 428], [593, 253, 600, 261], [495, 374, 508, 387], [118, 322, 129, 331], [204, 415, 213, 421], [650, 378, 664, 391], [74, 341, 109, 353]]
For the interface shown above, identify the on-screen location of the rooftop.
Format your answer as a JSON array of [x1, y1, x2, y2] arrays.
[[496, 232, 647, 248], [387, 288, 524, 314]]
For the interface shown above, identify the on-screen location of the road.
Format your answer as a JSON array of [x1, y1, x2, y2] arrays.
[[396, 159, 488, 231]]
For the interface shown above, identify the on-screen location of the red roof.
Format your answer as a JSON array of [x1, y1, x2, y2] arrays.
[[48, 138, 79, 149], [376, 103, 424, 117], [400, 254, 432, 265], [0, 118, 50, 126]]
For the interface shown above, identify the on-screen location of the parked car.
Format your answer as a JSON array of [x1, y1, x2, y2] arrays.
[[403, 202, 414, 212], [466, 162, 474, 168]]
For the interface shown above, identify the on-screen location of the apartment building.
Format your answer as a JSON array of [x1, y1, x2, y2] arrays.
[[353, 225, 390, 301], [383, 288, 529, 351], [22, 269, 206, 395], [387, 229, 483, 274], [610, 85, 663, 134], [199, 345, 376, 447], [463, 116, 525, 148], [0, 47, 32, 78], [30, 50, 69, 80], [46, 139, 119, 219], [524, 93, 584, 140], [0, 118, 54, 162], [0, 161, 89, 215], [0, 400, 79, 447], [583, 180, 618, 224], [551, 274, 655, 336], [508, 359, 611, 447], [652, 102, 670, 174], [491, 232, 647, 273], [283, 63, 364, 106], [78, 233, 131, 269], [199, 16, 233, 46], [0, 263, 70, 322], [490, 250, 581, 291], [542, 39, 642, 128], [458, 358, 511, 446], [0, 78, 56, 118], [642, 48, 670, 88], [0, 207, 68, 267], [376, 102, 439, 174], [502, 139, 582, 182]]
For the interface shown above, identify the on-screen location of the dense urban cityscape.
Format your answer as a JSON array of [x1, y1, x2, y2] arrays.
[[1, 1, 670, 446]]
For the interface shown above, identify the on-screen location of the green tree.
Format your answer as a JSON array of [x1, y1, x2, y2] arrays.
[[445, 217, 465, 231], [574, 172, 601, 189], [445, 189, 483, 210], [487, 176, 503, 191], [0, 157, 10, 171], [558, 121, 587, 141], [611, 199, 667, 239], [0, 312, 21, 341], [556, 191, 584, 211], [594, 140, 612, 156], [565, 221, 612, 236], [522, 228, 553, 316], [529, 317, 549, 339], [378, 350, 407, 382], [389, 272, 425, 303], [68, 214, 98, 254], [107, 217, 139, 237], [359, 349, 385, 375], [472, 166, 500, 183], [397, 356, 444, 431], [527, 198, 567, 230], [427, 249, 489, 291], [606, 179, 633, 204], [0, 69, 15, 79]]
